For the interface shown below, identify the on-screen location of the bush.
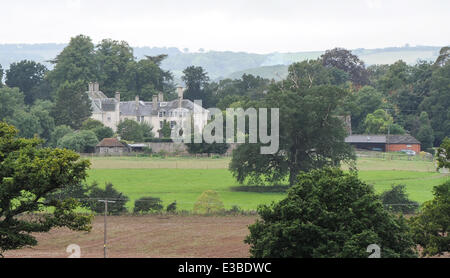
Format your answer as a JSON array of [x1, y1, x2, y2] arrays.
[[85, 182, 129, 215], [193, 190, 224, 214], [57, 130, 99, 153], [166, 201, 177, 213], [245, 168, 417, 258], [380, 184, 419, 214], [133, 197, 163, 214]]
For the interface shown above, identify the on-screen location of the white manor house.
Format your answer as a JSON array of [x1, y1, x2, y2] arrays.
[[86, 82, 209, 137]]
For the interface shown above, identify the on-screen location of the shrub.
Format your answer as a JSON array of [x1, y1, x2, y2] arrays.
[[380, 184, 419, 214], [166, 201, 177, 213], [85, 182, 129, 215], [193, 190, 224, 214], [245, 168, 417, 258], [133, 197, 163, 214]]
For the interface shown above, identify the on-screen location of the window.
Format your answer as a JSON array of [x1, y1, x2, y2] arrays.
[[159, 112, 163, 117], [170, 121, 176, 128], [160, 121, 163, 128]]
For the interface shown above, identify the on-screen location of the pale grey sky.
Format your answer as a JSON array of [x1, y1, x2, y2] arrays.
[[1, 0, 449, 53]]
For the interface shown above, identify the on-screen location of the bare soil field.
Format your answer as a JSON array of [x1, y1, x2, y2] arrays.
[[4, 215, 257, 258]]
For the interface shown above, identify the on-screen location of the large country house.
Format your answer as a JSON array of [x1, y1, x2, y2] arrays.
[[86, 82, 209, 137]]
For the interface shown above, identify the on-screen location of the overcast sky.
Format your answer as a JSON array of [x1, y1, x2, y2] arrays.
[[1, 0, 449, 53]]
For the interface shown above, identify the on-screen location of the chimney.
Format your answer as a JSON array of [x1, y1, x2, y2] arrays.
[[177, 86, 184, 109], [158, 92, 164, 102], [94, 82, 99, 92], [152, 95, 158, 110], [135, 95, 139, 111], [177, 86, 184, 99], [88, 82, 94, 92], [115, 92, 120, 102]]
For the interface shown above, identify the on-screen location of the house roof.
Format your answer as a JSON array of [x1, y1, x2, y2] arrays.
[[345, 134, 421, 144], [345, 135, 387, 143], [96, 138, 126, 148]]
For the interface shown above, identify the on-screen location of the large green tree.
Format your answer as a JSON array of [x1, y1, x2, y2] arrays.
[[0, 122, 92, 255], [5, 60, 48, 105], [96, 39, 134, 97], [230, 69, 355, 186], [47, 35, 99, 89], [320, 48, 369, 86], [123, 55, 173, 101], [181, 66, 211, 104], [245, 168, 417, 258], [51, 80, 92, 129]]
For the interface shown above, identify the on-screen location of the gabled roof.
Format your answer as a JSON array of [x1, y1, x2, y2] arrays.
[[345, 134, 421, 144], [96, 138, 126, 148], [387, 134, 421, 144]]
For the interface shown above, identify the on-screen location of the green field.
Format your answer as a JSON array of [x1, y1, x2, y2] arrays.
[[85, 156, 449, 211]]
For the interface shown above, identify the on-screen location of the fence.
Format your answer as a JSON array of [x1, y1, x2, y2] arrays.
[[355, 150, 435, 162]]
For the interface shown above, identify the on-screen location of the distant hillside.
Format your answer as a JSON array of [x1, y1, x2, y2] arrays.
[[224, 65, 289, 81], [0, 44, 443, 81]]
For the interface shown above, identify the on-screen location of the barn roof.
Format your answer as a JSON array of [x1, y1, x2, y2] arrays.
[[345, 134, 421, 144], [96, 138, 126, 148]]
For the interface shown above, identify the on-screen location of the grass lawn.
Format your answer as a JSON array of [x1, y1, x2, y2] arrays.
[[85, 156, 448, 212]]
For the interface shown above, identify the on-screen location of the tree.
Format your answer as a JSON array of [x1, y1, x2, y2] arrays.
[[0, 64, 3, 87], [346, 86, 385, 133], [376, 60, 411, 95], [244, 168, 417, 258], [182, 66, 211, 103], [158, 120, 172, 139], [410, 180, 450, 257], [81, 119, 114, 141], [0, 122, 92, 255], [433, 46, 450, 67], [47, 34, 99, 89], [7, 110, 41, 139], [321, 48, 369, 86], [51, 80, 92, 129], [0, 87, 25, 121], [96, 39, 134, 97], [5, 60, 48, 105], [380, 184, 419, 214], [230, 82, 355, 186], [415, 112, 434, 151], [117, 119, 153, 142], [436, 137, 450, 170], [123, 56, 173, 101], [57, 130, 99, 153], [286, 60, 349, 90], [86, 182, 129, 215], [419, 62, 450, 146], [49, 125, 73, 147], [193, 190, 224, 214], [363, 109, 405, 134]]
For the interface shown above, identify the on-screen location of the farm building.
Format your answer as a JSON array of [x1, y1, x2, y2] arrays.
[[345, 134, 421, 152], [95, 138, 128, 155]]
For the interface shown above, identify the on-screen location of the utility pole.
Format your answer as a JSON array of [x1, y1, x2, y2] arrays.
[[98, 199, 116, 258]]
